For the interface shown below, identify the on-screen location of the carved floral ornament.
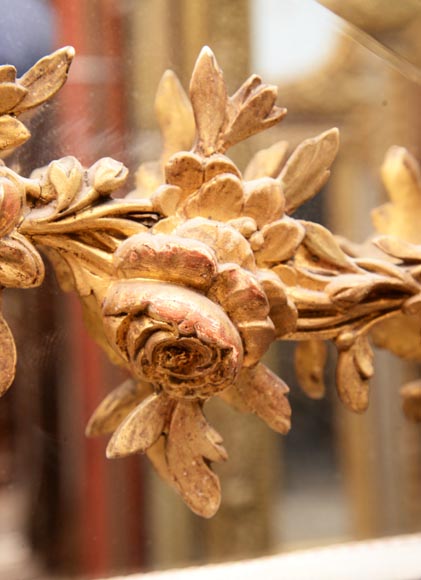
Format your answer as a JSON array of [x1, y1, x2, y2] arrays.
[[1, 45, 421, 517]]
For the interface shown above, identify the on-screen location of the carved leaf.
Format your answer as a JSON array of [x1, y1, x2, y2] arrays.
[[371, 313, 421, 360], [86, 378, 152, 437], [189, 46, 227, 156], [0, 82, 27, 115], [294, 340, 327, 399], [236, 363, 291, 434], [0, 115, 30, 151], [14, 46, 75, 113], [300, 221, 358, 271], [155, 69, 195, 161], [0, 232, 44, 288], [166, 401, 227, 518], [0, 312, 16, 396], [373, 236, 421, 262], [222, 78, 286, 151], [146, 436, 174, 486], [326, 273, 409, 308], [336, 334, 373, 413], [106, 392, 173, 458], [244, 140, 289, 180], [279, 128, 339, 214]]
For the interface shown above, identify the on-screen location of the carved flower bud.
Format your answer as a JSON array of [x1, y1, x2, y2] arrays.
[[0, 176, 24, 237], [88, 157, 129, 194]]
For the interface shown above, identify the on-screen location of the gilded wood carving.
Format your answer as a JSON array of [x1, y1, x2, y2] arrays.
[[1, 46, 421, 517]]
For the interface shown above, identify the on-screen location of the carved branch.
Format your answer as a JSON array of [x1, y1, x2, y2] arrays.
[[0, 45, 420, 517]]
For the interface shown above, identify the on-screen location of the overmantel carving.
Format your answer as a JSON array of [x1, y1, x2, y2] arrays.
[[1, 46, 421, 517]]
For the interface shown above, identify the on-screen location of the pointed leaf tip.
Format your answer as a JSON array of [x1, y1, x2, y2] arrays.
[[190, 46, 227, 156]]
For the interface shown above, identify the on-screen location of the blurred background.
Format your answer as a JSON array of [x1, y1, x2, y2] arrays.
[[0, 0, 420, 578]]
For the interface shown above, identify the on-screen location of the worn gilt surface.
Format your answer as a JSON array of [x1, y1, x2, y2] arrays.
[[1, 46, 421, 517]]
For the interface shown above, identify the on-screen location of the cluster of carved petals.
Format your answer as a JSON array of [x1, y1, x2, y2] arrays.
[[102, 229, 282, 396]]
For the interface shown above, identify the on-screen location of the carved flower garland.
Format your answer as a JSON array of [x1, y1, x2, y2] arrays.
[[1, 44, 421, 518], [86, 228, 291, 516]]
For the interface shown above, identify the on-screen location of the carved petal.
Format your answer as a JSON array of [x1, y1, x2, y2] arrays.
[[151, 185, 183, 217], [294, 340, 327, 399], [242, 178, 284, 228], [113, 233, 218, 291], [0, 312, 16, 396], [182, 173, 244, 221], [86, 378, 153, 437], [176, 217, 256, 270], [236, 364, 291, 434], [252, 217, 306, 266], [0, 233, 44, 288], [279, 128, 339, 215], [166, 401, 227, 518], [208, 263, 270, 324], [256, 269, 297, 337], [189, 47, 227, 156], [106, 392, 173, 458], [0, 115, 30, 151], [165, 152, 204, 195], [203, 155, 241, 182], [0, 176, 24, 237], [236, 319, 275, 367], [14, 46, 75, 113], [48, 157, 84, 212]]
